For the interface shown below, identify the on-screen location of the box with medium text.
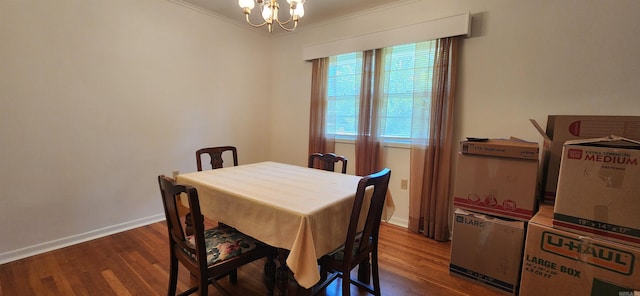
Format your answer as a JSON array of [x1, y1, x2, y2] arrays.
[[553, 136, 640, 247], [450, 209, 525, 295], [531, 115, 640, 204], [520, 205, 640, 296], [453, 153, 538, 221]]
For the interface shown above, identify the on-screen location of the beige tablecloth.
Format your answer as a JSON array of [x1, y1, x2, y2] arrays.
[[176, 161, 394, 288]]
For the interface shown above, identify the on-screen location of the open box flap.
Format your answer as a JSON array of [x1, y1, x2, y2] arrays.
[[564, 135, 640, 148], [530, 119, 551, 141]]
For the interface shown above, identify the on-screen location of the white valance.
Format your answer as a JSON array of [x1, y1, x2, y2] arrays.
[[302, 12, 471, 61]]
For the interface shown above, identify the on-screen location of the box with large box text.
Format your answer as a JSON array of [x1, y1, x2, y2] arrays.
[[450, 209, 525, 295], [520, 205, 640, 296]]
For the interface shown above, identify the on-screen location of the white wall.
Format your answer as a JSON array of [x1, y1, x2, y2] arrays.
[[0, 0, 272, 262], [2, 0, 640, 262], [268, 0, 640, 227]]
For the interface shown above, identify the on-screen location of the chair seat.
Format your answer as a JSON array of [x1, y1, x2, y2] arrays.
[[183, 225, 263, 266], [327, 233, 365, 261]]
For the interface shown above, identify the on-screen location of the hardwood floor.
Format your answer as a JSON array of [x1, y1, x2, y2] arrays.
[[0, 221, 505, 296]]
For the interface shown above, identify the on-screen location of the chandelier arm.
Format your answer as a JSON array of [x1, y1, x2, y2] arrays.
[[244, 14, 269, 28], [275, 13, 294, 26], [276, 19, 298, 32]]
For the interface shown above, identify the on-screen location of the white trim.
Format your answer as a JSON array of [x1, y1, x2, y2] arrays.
[[335, 138, 411, 150], [386, 217, 409, 229], [0, 214, 166, 265], [302, 12, 471, 60]]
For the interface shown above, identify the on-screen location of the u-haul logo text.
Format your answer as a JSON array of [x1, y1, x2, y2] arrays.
[[541, 232, 635, 275]]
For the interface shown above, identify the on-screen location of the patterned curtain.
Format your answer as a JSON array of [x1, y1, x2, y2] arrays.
[[408, 36, 460, 241], [355, 49, 384, 176], [308, 58, 334, 157]]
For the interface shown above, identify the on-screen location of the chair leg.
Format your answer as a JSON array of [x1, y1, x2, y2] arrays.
[[168, 256, 179, 296], [264, 253, 277, 296], [341, 268, 351, 296], [371, 251, 381, 296], [319, 262, 329, 283], [276, 249, 290, 296], [199, 274, 208, 296], [357, 259, 370, 284], [228, 269, 238, 284]]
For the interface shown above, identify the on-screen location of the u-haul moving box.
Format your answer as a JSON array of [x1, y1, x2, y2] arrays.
[[450, 209, 525, 295], [453, 153, 538, 221], [520, 205, 640, 296], [553, 136, 640, 247], [531, 115, 640, 204]]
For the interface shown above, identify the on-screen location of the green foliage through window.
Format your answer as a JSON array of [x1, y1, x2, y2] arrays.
[[325, 41, 436, 141]]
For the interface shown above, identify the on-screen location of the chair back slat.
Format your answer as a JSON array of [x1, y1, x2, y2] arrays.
[[158, 176, 206, 265], [308, 152, 348, 174], [344, 168, 391, 262], [196, 146, 238, 171]]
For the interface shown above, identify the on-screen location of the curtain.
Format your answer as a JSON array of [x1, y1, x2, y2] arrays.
[[308, 58, 334, 157], [355, 49, 396, 220], [355, 49, 384, 176], [408, 37, 459, 241]]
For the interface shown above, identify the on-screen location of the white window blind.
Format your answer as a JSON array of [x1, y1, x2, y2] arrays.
[[326, 40, 436, 141]]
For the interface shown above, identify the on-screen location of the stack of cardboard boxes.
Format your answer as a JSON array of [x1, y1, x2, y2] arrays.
[[450, 115, 640, 295], [532, 115, 640, 204], [519, 115, 640, 295], [449, 138, 539, 295]]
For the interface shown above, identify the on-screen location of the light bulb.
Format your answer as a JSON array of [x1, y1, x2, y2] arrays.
[[262, 5, 273, 22], [238, 0, 255, 10], [291, 2, 304, 18]]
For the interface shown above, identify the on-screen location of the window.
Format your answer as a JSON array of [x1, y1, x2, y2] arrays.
[[325, 40, 436, 142], [326, 52, 363, 137]]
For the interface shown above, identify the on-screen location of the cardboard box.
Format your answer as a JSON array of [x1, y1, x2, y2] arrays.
[[553, 136, 640, 247], [450, 209, 525, 295], [461, 138, 539, 160], [531, 115, 640, 204], [520, 205, 640, 296], [453, 153, 538, 221]]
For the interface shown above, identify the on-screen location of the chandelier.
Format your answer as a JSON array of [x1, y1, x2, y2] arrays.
[[238, 0, 305, 32]]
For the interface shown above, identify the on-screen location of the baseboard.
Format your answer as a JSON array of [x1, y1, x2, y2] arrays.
[[1, 214, 408, 265], [386, 216, 409, 229], [0, 213, 165, 265]]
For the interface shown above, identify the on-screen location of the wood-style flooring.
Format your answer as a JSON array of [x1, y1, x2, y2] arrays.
[[0, 221, 505, 296]]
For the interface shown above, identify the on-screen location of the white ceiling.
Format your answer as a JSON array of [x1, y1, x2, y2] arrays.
[[177, 0, 403, 30]]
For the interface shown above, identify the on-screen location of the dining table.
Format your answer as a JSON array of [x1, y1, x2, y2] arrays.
[[176, 161, 394, 295]]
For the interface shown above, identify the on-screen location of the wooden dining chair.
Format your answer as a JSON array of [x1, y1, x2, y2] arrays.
[[315, 168, 391, 296], [193, 146, 239, 229], [196, 146, 238, 171], [192, 146, 238, 234], [158, 175, 276, 296], [308, 152, 348, 174]]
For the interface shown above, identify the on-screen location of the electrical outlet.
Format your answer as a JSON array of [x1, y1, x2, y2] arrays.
[[400, 179, 408, 190], [172, 170, 180, 179]]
